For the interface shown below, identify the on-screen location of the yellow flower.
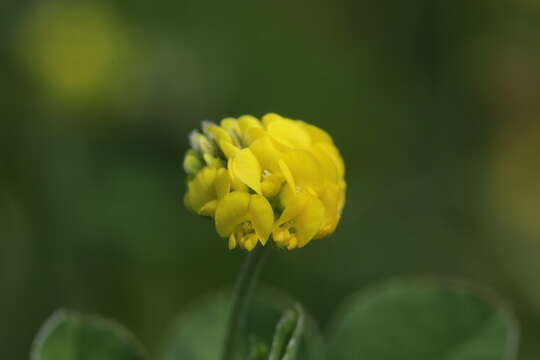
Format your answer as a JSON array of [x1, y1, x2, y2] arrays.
[[215, 191, 274, 251], [183, 113, 346, 251], [184, 166, 229, 216], [273, 190, 326, 250]]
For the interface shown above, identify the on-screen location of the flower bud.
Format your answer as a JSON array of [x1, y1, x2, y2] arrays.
[[183, 149, 204, 175]]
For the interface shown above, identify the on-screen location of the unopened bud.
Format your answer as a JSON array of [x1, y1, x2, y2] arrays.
[[183, 149, 204, 175]]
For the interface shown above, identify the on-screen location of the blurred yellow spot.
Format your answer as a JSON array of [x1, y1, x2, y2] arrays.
[[17, 1, 133, 105]]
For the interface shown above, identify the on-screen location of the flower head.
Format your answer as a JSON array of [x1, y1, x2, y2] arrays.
[[183, 113, 346, 251]]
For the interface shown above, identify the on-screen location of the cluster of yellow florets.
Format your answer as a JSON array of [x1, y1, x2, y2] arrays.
[[183, 113, 346, 251]]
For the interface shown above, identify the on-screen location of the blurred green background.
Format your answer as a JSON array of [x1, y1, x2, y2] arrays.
[[2, 0, 540, 358]]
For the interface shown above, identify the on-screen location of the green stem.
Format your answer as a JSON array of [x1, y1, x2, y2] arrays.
[[222, 244, 269, 360]]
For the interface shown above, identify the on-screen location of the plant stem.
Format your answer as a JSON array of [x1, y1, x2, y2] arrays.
[[222, 244, 269, 360]]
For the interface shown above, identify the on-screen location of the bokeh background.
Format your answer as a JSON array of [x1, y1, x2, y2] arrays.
[[2, 0, 540, 358]]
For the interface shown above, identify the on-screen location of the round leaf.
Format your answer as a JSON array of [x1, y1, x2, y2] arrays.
[[328, 278, 519, 360], [31, 310, 146, 360]]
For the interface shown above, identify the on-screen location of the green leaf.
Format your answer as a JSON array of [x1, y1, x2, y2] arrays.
[[328, 278, 519, 360], [31, 310, 146, 360], [268, 306, 304, 360], [160, 288, 325, 360]]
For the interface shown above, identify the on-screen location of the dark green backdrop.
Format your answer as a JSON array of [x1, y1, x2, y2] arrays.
[[2, 0, 540, 359]]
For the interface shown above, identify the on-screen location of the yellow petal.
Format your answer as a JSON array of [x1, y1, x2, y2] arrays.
[[316, 142, 345, 179], [249, 136, 283, 173], [228, 233, 237, 250], [278, 159, 296, 194], [199, 166, 217, 187], [219, 140, 240, 159], [244, 127, 266, 145], [277, 191, 308, 225], [295, 196, 325, 247], [316, 217, 339, 239], [261, 174, 283, 198], [232, 148, 262, 194], [299, 121, 334, 144], [220, 117, 240, 134], [215, 191, 250, 237], [228, 158, 247, 192], [261, 113, 282, 128], [238, 115, 262, 132], [186, 167, 217, 212], [282, 150, 322, 193], [318, 183, 339, 222], [308, 144, 339, 184], [200, 200, 217, 216], [215, 168, 230, 199], [278, 183, 297, 210], [238, 115, 263, 144], [267, 118, 311, 149], [248, 194, 274, 245], [207, 124, 233, 144]]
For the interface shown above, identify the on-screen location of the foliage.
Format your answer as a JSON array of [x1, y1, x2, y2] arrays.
[[31, 310, 145, 360], [32, 279, 518, 359]]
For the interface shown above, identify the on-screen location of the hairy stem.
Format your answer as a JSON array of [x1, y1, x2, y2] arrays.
[[222, 245, 269, 360]]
